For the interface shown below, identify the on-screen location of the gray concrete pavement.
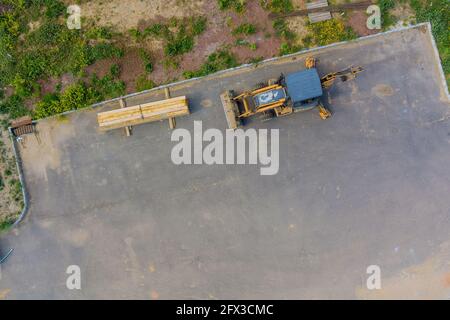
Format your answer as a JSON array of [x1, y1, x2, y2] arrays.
[[0, 24, 449, 299]]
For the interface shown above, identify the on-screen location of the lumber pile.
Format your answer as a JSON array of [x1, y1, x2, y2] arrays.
[[97, 96, 189, 131]]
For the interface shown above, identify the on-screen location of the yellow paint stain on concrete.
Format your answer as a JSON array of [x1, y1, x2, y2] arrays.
[[148, 264, 155, 273], [371, 84, 395, 97], [21, 119, 76, 181], [0, 289, 11, 299], [200, 99, 213, 108], [356, 241, 450, 299], [150, 290, 159, 300]]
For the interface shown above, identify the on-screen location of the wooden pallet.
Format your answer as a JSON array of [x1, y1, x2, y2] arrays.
[[269, 1, 373, 19], [10, 116, 35, 137], [97, 96, 189, 132], [307, 0, 331, 23]]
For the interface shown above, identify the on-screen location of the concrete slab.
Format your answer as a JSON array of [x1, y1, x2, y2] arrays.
[[1, 24, 449, 299]]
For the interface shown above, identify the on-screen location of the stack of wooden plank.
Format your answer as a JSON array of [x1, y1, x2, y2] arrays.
[[10, 116, 35, 137], [97, 96, 189, 131], [307, 0, 331, 23]]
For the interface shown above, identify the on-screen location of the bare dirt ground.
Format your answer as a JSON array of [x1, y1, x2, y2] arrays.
[[356, 241, 450, 299], [347, 10, 378, 37], [390, 2, 416, 26], [76, 0, 292, 92], [0, 117, 21, 227], [59, 0, 386, 94], [77, 0, 206, 32]]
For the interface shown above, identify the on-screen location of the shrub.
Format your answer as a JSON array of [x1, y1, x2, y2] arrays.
[[34, 83, 91, 119], [142, 18, 206, 57], [279, 42, 301, 55], [377, 0, 396, 28], [66, 42, 92, 75], [0, 217, 15, 232], [218, 0, 246, 13], [86, 27, 113, 40], [61, 84, 88, 110], [308, 19, 357, 46], [247, 56, 264, 64], [273, 18, 295, 40], [11, 74, 33, 97], [235, 39, 257, 50], [45, 0, 65, 19], [18, 51, 49, 81], [90, 74, 126, 101], [261, 0, 293, 13], [89, 43, 124, 61], [110, 64, 120, 78], [143, 24, 170, 38], [164, 30, 194, 57], [128, 28, 142, 40], [29, 22, 63, 45], [0, 94, 29, 119], [138, 48, 153, 73], [135, 75, 156, 92], [183, 49, 237, 78], [232, 23, 257, 36], [190, 16, 207, 36]]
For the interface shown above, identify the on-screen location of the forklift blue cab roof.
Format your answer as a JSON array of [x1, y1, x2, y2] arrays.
[[285, 68, 323, 103]]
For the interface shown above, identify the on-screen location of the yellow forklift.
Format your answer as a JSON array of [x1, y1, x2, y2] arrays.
[[220, 57, 363, 129]]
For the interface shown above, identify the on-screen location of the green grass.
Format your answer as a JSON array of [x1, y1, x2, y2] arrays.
[[279, 42, 302, 55], [273, 18, 296, 41], [0, 94, 29, 119], [139, 17, 207, 58], [232, 23, 257, 36], [0, 1, 125, 119], [34, 69, 125, 119], [89, 43, 124, 61], [218, 0, 246, 13], [409, 0, 449, 85], [190, 16, 207, 36], [135, 75, 156, 92], [143, 24, 170, 38], [138, 49, 153, 74], [0, 217, 15, 232], [165, 27, 195, 57], [377, 0, 397, 29]]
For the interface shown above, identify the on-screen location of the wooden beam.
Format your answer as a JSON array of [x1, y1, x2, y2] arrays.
[[165, 88, 176, 129], [119, 98, 132, 136]]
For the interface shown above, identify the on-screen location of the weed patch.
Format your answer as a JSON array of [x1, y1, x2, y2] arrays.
[[183, 49, 238, 79], [308, 19, 357, 46], [218, 0, 246, 13], [232, 23, 257, 36]]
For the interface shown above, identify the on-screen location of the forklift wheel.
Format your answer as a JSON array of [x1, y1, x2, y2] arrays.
[[254, 82, 267, 90], [268, 78, 279, 86], [318, 105, 332, 120], [259, 111, 275, 122]]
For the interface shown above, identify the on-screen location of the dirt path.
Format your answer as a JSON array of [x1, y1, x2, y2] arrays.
[[76, 0, 206, 32]]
